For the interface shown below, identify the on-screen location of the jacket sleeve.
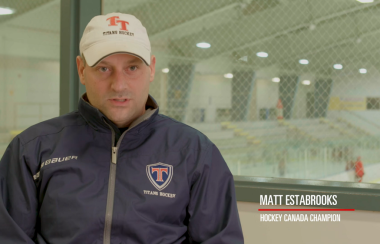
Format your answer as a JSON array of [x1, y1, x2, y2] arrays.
[[0, 137, 38, 243], [187, 143, 244, 244]]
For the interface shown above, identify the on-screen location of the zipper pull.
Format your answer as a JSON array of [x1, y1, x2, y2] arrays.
[[112, 147, 117, 164]]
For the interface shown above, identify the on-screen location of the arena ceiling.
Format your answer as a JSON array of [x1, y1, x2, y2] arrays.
[[1, 0, 380, 75], [105, 0, 380, 76]]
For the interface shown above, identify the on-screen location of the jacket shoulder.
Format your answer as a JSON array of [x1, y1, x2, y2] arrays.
[[17, 111, 86, 145], [154, 114, 213, 150]]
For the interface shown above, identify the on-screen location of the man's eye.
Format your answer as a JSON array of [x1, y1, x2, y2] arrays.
[[99, 67, 109, 72], [129, 66, 137, 71]]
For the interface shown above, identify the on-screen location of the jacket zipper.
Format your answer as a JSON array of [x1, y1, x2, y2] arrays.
[[103, 123, 128, 244]]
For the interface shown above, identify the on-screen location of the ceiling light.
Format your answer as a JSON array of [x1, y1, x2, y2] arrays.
[[239, 56, 248, 62], [299, 59, 309, 65], [0, 7, 15, 15], [162, 68, 169, 73], [333, 64, 343, 70], [256, 52, 268, 58], [302, 80, 311, 85], [224, 73, 233, 79], [196, 42, 211, 49], [272, 77, 280, 83], [356, 0, 374, 3], [359, 68, 367, 74], [309, 24, 316, 31]]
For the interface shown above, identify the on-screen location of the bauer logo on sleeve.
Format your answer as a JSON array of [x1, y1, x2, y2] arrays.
[[146, 162, 173, 191]]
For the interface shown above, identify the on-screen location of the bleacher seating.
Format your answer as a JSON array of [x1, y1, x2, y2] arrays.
[[187, 116, 380, 175]]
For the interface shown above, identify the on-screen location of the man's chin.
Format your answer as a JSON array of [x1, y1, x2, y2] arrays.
[[108, 113, 134, 127]]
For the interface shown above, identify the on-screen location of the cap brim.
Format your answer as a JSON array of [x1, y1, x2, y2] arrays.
[[83, 40, 151, 66]]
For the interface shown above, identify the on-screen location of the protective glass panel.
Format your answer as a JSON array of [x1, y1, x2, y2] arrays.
[[0, 0, 60, 157], [103, 0, 380, 183]]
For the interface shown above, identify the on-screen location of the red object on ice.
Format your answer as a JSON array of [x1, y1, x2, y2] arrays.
[[355, 157, 364, 178]]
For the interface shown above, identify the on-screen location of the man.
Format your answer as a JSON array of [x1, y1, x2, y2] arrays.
[[0, 13, 243, 244], [355, 156, 364, 183]]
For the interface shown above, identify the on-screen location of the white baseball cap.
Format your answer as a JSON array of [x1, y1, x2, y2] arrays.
[[80, 13, 151, 66]]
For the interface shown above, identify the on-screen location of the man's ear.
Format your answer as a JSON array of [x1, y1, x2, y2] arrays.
[[149, 55, 156, 83], [76, 56, 86, 85]]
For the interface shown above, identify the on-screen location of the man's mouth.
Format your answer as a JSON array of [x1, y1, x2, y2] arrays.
[[110, 98, 130, 105]]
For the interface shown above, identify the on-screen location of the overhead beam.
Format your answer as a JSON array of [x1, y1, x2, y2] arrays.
[[300, 28, 380, 58], [276, 28, 380, 72], [202, 1, 380, 62], [149, 3, 239, 41]]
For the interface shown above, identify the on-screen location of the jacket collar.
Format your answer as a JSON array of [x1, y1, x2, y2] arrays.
[[78, 93, 159, 133]]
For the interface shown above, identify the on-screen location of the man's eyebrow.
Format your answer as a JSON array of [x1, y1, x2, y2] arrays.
[[96, 57, 143, 66], [125, 57, 143, 65], [97, 60, 111, 66]]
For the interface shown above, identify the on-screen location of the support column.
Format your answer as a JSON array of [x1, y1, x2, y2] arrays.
[[60, 0, 101, 115], [314, 78, 333, 118], [167, 64, 195, 122], [231, 70, 255, 121], [279, 75, 299, 119]]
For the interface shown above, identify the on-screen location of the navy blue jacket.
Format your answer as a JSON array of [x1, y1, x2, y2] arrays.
[[0, 95, 244, 244]]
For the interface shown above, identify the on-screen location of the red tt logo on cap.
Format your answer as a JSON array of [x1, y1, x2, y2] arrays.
[[107, 16, 129, 31]]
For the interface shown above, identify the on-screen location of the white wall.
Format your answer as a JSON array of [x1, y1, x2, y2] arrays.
[[0, 56, 60, 130], [186, 74, 232, 123], [331, 65, 380, 98], [0, 1, 60, 131], [255, 78, 278, 119], [292, 74, 315, 119]]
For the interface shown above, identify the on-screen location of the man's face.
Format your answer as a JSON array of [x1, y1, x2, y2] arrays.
[[76, 53, 156, 128]]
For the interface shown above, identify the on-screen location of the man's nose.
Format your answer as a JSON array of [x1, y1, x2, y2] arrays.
[[111, 69, 128, 92]]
